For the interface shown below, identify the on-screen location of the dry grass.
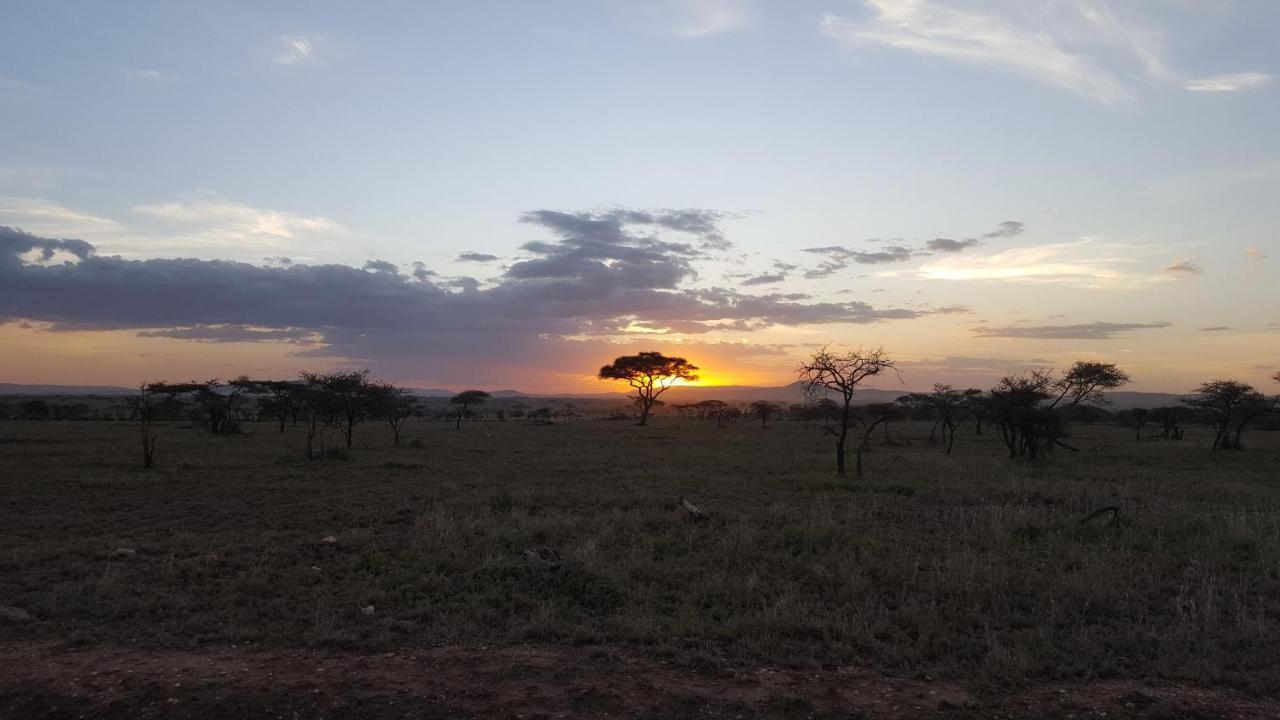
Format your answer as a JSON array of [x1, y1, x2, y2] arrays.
[[1, 418, 1277, 692]]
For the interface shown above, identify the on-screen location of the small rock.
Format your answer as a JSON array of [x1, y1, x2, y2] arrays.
[[321, 536, 338, 544], [361, 605, 375, 616], [111, 548, 137, 559], [524, 546, 563, 571], [0, 605, 33, 623]]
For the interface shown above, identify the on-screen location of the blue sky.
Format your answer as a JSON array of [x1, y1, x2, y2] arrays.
[[1, 1, 1277, 391]]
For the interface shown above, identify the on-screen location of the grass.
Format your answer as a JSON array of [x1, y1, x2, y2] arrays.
[[1, 417, 1278, 692]]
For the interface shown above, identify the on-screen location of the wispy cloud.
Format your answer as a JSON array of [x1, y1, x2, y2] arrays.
[[1185, 72, 1271, 93], [0, 197, 120, 238], [457, 252, 499, 263], [274, 35, 319, 65], [668, 0, 752, 37], [132, 193, 346, 258], [926, 220, 1023, 253], [972, 321, 1172, 340], [912, 239, 1170, 288], [1162, 259, 1201, 276], [821, 1, 1269, 103]]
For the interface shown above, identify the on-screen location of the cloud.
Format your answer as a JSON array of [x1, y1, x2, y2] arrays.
[[926, 237, 980, 253], [130, 193, 347, 258], [971, 321, 1171, 340], [0, 215, 947, 380], [821, 1, 1267, 103], [740, 272, 786, 286], [275, 35, 318, 65], [1185, 72, 1271, 93], [0, 197, 120, 238], [137, 325, 318, 344], [802, 244, 914, 278], [1198, 326, 1232, 332], [1162, 259, 1201, 276], [457, 252, 499, 263], [667, 0, 752, 37], [913, 239, 1176, 288], [927, 220, 1023, 253]]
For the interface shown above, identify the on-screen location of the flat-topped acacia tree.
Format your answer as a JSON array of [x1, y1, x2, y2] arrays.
[[598, 352, 699, 426]]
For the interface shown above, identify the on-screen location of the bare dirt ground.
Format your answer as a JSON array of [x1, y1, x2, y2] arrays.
[[2, 641, 1277, 720]]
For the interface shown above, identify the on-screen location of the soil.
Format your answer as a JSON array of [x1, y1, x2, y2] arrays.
[[1, 641, 1276, 719]]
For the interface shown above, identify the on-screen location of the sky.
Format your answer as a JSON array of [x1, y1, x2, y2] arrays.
[[1, 0, 1277, 393]]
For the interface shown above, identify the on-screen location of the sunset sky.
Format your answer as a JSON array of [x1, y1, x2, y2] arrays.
[[2, 1, 1277, 393]]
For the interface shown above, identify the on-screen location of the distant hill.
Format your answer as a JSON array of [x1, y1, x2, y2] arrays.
[[0, 383, 134, 396], [1, 381, 1189, 408]]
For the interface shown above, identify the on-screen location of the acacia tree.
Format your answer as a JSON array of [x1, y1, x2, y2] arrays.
[[300, 370, 378, 449], [126, 383, 159, 468], [450, 389, 490, 430], [372, 382, 418, 446], [904, 384, 969, 454], [255, 379, 304, 432], [598, 352, 699, 426], [991, 362, 1130, 459], [796, 345, 897, 477], [749, 400, 781, 428], [1182, 380, 1276, 451], [1129, 408, 1149, 443]]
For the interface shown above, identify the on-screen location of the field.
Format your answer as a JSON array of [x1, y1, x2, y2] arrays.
[[2, 416, 1279, 718]]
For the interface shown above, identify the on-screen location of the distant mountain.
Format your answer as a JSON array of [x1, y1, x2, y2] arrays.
[[0, 383, 135, 396]]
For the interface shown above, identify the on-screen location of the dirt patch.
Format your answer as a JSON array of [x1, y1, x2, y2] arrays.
[[0, 641, 1276, 719]]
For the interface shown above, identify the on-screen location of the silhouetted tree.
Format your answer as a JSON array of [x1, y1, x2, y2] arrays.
[[300, 370, 377, 449], [991, 362, 1130, 459], [1182, 380, 1276, 450], [1149, 406, 1187, 440], [797, 345, 898, 477], [1129, 408, 1149, 443], [749, 400, 781, 428], [372, 383, 417, 446], [598, 352, 699, 426], [255, 379, 304, 432], [126, 383, 159, 468], [903, 384, 968, 454], [450, 389, 490, 430], [19, 399, 50, 420]]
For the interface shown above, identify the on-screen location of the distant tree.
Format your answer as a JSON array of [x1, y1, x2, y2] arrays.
[[254, 379, 304, 433], [300, 370, 378, 449], [371, 382, 417, 446], [903, 384, 968, 454], [855, 403, 900, 457], [1148, 406, 1187, 440], [1129, 407, 1149, 443], [149, 379, 250, 435], [1182, 380, 1276, 451], [598, 352, 699, 426], [964, 390, 990, 435], [19, 399, 50, 421], [797, 345, 898, 477], [749, 400, 781, 428], [450, 389, 490, 430], [126, 383, 159, 468], [991, 362, 1130, 459]]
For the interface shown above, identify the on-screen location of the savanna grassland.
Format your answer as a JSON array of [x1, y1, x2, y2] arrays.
[[1, 416, 1279, 718]]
